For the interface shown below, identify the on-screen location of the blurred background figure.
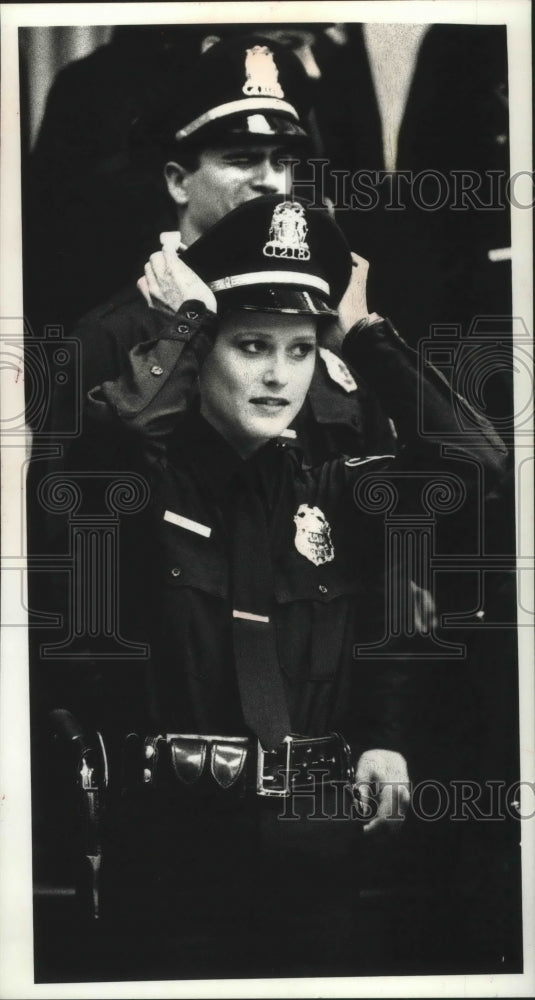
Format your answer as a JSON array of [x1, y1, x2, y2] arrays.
[[312, 24, 510, 348]]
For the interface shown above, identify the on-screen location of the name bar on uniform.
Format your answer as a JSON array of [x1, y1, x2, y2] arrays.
[[176, 97, 299, 140], [233, 610, 271, 624], [164, 510, 212, 537]]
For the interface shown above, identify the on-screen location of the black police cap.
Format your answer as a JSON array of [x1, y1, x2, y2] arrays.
[[137, 34, 312, 153], [182, 195, 352, 316]]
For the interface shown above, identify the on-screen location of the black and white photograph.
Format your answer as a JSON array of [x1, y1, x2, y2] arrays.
[[0, 2, 533, 996]]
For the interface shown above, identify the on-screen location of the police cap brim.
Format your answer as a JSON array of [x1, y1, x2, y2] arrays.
[[218, 286, 337, 316], [204, 111, 309, 143]]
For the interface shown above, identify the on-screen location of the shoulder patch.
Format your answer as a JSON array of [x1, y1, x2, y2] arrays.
[[318, 347, 358, 393]]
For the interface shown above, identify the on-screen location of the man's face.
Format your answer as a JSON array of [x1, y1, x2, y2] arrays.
[[166, 143, 294, 244], [199, 310, 318, 457]]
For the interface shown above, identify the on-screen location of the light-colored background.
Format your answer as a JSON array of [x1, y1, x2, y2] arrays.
[[23, 25, 112, 147]]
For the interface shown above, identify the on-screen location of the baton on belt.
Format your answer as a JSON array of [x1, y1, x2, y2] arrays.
[[49, 709, 108, 920]]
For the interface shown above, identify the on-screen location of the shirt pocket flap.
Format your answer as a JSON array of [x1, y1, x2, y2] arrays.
[[274, 557, 364, 605], [161, 512, 228, 598]]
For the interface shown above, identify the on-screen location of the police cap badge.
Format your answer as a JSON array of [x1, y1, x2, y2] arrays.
[[181, 194, 352, 316]]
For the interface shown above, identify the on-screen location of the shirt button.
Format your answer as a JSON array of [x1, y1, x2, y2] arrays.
[[185, 310, 198, 320], [171, 567, 182, 578], [150, 365, 163, 376], [319, 584, 328, 594], [177, 324, 189, 334]]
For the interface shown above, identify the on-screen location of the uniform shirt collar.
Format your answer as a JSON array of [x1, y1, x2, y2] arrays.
[[172, 406, 284, 506]]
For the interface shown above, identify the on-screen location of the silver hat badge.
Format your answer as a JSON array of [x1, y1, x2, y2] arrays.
[[263, 202, 311, 261], [242, 45, 285, 99]]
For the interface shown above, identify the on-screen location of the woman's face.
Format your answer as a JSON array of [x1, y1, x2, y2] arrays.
[[199, 310, 318, 456]]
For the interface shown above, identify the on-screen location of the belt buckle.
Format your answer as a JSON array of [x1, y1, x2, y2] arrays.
[[256, 736, 292, 798]]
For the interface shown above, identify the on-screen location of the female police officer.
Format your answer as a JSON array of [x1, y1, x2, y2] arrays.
[[80, 195, 506, 980]]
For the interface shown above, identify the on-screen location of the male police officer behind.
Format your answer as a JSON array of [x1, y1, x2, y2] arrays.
[[23, 23, 330, 339], [57, 34, 393, 461], [132, 33, 312, 245], [40, 35, 309, 430]]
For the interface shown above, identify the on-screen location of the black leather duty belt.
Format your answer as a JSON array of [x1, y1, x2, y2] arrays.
[[141, 733, 354, 799]]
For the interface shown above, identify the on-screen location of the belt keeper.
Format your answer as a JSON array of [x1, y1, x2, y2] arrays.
[[142, 735, 165, 786]]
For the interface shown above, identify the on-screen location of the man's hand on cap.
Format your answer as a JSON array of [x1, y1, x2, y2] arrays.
[[138, 246, 217, 316], [338, 252, 371, 333]]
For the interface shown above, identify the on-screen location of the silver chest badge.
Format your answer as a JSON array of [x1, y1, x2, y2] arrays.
[[294, 504, 335, 567], [242, 45, 284, 98], [263, 202, 311, 261]]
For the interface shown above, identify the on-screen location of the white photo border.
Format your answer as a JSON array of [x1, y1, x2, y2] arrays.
[[1, 2, 533, 998]]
